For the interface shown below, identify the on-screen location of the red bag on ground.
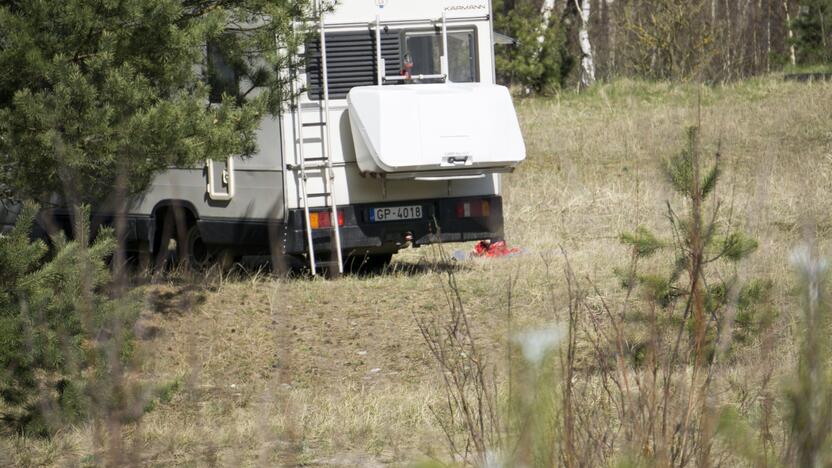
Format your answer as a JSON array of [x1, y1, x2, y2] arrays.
[[472, 240, 520, 258]]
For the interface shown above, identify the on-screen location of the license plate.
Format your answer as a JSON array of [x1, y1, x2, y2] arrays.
[[369, 205, 423, 222]]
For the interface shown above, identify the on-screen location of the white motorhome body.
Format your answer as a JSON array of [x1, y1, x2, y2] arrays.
[[50, 0, 526, 271]]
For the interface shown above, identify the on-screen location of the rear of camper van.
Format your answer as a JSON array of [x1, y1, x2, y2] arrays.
[[280, 0, 525, 273], [120, 0, 526, 274]]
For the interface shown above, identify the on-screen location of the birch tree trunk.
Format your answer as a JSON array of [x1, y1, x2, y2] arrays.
[[784, 0, 796, 66], [575, 0, 596, 88], [766, 0, 772, 72], [538, 0, 556, 44], [607, 0, 616, 74]]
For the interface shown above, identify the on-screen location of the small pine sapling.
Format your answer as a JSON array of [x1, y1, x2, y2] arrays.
[[608, 125, 768, 465], [0, 204, 139, 436]]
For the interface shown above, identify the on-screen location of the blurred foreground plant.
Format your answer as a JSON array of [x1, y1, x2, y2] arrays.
[[414, 247, 570, 466], [784, 244, 832, 466], [413, 248, 502, 465], [0, 203, 140, 437]]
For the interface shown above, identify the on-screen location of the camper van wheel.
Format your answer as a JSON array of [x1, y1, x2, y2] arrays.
[[183, 224, 213, 270]]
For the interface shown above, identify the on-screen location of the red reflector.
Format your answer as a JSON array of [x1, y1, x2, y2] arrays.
[[312, 210, 345, 229], [456, 200, 490, 218], [319, 211, 331, 228]]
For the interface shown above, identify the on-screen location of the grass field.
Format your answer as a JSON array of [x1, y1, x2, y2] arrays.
[[3, 77, 832, 466]]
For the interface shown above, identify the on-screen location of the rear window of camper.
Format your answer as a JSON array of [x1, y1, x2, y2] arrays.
[[404, 30, 477, 82], [306, 28, 478, 100], [207, 39, 240, 104]]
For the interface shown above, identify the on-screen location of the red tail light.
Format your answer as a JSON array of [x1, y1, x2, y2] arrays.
[[310, 210, 345, 229], [456, 200, 490, 218]]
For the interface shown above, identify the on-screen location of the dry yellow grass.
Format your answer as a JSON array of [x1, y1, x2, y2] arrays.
[[3, 77, 832, 466]]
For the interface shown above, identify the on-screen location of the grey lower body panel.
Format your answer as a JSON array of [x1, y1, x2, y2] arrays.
[[0, 200, 21, 235], [196, 195, 504, 256], [31, 195, 504, 258]]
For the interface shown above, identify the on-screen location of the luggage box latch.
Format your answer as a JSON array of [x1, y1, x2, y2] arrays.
[[441, 154, 472, 167]]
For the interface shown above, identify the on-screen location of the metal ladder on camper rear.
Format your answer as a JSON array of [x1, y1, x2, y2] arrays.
[[290, 11, 344, 276]]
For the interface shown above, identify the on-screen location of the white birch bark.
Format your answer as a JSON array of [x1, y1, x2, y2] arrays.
[[575, 0, 596, 88], [607, 0, 616, 73], [711, 0, 717, 25], [784, 0, 796, 66], [538, 0, 557, 44], [767, 0, 772, 72]]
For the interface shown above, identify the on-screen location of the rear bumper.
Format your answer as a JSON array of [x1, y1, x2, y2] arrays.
[[196, 195, 504, 256], [283, 195, 504, 255]]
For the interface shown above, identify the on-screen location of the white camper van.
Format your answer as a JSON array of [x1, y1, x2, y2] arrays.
[[25, 0, 527, 274]]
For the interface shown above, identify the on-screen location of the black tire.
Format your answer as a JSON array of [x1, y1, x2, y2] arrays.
[[182, 224, 213, 270]]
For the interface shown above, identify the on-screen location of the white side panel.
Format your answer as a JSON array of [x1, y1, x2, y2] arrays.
[[129, 116, 285, 219]]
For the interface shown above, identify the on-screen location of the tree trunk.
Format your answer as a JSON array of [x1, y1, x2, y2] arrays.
[[712, 0, 717, 26], [607, 0, 616, 75], [538, 0, 557, 44], [784, 0, 796, 66], [575, 0, 596, 88], [767, 0, 772, 72]]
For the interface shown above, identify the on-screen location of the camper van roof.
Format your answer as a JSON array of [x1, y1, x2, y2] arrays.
[[326, 0, 491, 24]]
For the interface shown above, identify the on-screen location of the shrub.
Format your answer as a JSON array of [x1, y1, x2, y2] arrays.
[[493, 0, 573, 93], [793, 0, 832, 66], [0, 203, 138, 435]]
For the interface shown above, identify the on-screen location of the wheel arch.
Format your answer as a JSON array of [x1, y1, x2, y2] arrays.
[[148, 200, 200, 254]]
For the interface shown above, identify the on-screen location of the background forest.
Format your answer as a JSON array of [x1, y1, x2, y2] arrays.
[[494, 0, 832, 91], [1, 0, 832, 466]]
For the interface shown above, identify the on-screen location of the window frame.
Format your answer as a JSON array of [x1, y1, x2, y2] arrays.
[[206, 37, 242, 105], [400, 26, 480, 83]]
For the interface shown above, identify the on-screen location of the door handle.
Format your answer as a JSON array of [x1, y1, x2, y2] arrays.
[[206, 157, 235, 201]]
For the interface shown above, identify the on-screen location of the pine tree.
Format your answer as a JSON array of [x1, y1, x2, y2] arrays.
[[493, 0, 573, 93], [0, 0, 311, 205], [793, 0, 832, 66], [0, 203, 137, 435]]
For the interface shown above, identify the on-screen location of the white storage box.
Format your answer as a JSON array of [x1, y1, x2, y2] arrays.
[[347, 83, 526, 176]]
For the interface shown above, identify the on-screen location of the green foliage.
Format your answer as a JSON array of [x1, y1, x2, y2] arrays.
[[732, 279, 775, 344], [637, 274, 677, 308], [793, 0, 832, 66], [0, 203, 137, 435], [618, 0, 719, 81], [492, 0, 572, 93], [142, 379, 181, 413], [620, 226, 663, 258], [619, 125, 763, 350], [663, 127, 720, 199], [0, 0, 311, 204], [719, 231, 759, 262]]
